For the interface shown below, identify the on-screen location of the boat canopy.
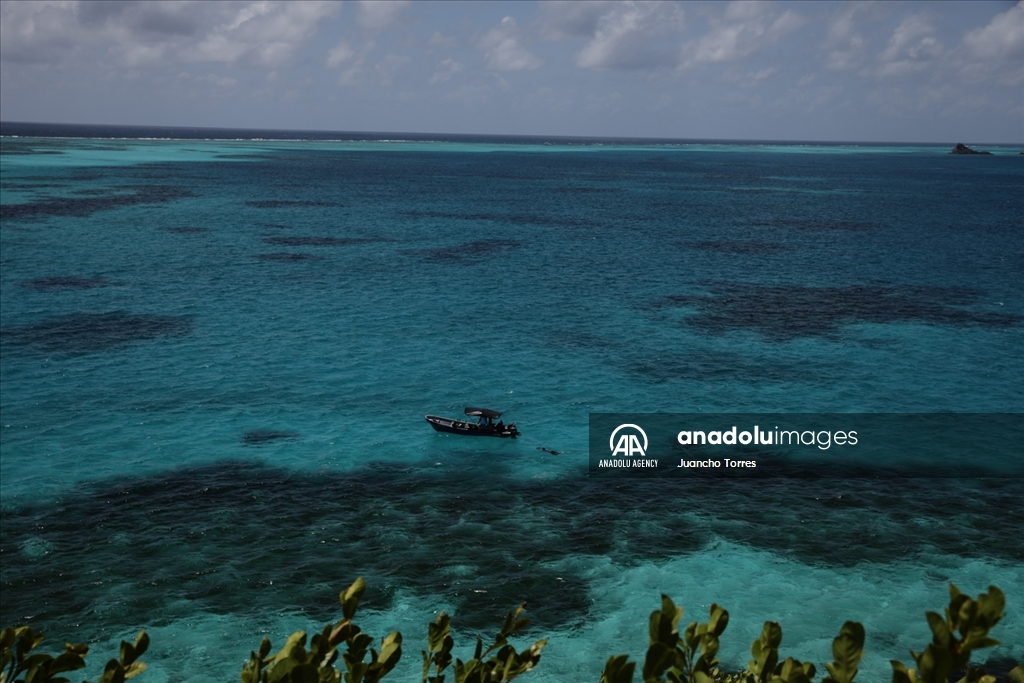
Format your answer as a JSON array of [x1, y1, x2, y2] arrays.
[[465, 407, 502, 419]]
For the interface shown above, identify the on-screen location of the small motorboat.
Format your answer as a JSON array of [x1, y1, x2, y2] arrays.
[[425, 407, 520, 438]]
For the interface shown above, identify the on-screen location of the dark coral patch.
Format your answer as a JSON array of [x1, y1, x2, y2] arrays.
[[242, 430, 300, 445], [261, 236, 386, 247], [752, 218, 875, 231], [401, 210, 599, 230], [3, 311, 192, 352], [555, 186, 619, 193], [405, 239, 523, 263], [662, 284, 1020, 339], [243, 198, 335, 206], [73, 189, 115, 196], [0, 140, 65, 156], [685, 241, 790, 254], [0, 186, 192, 221], [24, 276, 113, 291], [254, 252, 325, 262], [163, 226, 210, 235], [0, 461, 1020, 643], [623, 349, 814, 384]]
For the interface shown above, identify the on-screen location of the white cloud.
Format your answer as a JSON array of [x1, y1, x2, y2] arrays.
[[539, 1, 684, 70], [226, 3, 273, 32], [573, 1, 684, 70], [958, 0, 1024, 85], [197, 73, 238, 88], [374, 53, 409, 86], [356, 0, 409, 30], [326, 41, 355, 68], [962, 1, 1024, 61], [428, 31, 457, 49], [539, 1, 620, 40], [876, 15, 942, 78], [744, 66, 778, 84], [0, 1, 339, 69], [823, 3, 868, 71], [191, 2, 338, 68], [478, 16, 542, 71], [0, 1, 85, 64], [681, 1, 805, 68], [331, 43, 410, 88], [429, 58, 463, 84], [122, 42, 167, 67]]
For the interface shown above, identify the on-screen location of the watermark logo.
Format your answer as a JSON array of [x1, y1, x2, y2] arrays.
[[592, 413, 1024, 479], [610, 424, 648, 457]]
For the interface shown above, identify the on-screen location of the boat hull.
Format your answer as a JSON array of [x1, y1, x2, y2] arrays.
[[425, 415, 519, 438]]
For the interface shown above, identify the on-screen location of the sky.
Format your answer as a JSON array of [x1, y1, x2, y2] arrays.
[[1, 0, 1022, 143]]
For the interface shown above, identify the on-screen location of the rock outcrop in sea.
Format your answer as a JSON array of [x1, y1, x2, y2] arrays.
[[950, 143, 992, 155]]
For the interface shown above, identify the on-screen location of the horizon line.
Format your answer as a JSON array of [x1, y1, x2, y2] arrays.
[[1, 120, 1021, 148]]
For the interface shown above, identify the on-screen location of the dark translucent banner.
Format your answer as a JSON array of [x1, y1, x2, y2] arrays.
[[588, 414, 1024, 478]]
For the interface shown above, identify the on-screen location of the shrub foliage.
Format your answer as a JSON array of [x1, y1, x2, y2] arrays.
[[2, 580, 1020, 683]]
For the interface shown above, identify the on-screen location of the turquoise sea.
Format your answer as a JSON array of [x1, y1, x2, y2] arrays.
[[1, 124, 1022, 681]]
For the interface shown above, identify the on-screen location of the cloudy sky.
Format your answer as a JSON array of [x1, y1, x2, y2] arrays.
[[1, 0, 1021, 142]]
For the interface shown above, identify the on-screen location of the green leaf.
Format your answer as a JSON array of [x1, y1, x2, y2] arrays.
[[427, 614, 451, 654], [823, 621, 865, 683], [709, 604, 729, 637], [913, 643, 953, 683], [890, 660, 915, 683], [291, 663, 322, 683], [956, 601, 979, 637], [341, 578, 366, 621], [371, 631, 402, 680], [123, 661, 147, 680], [49, 651, 87, 674], [963, 635, 1000, 651], [660, 595, 683, 628], [97, 657, 127, 683], [599, 654, 635, 683], [773, 657, 814, 683], [641, 642, 675, 681], [925, 612, 950, 648], [1006, 664, 1024, 683], [762, 622, 783, 650], [1, 626, 20, 652], [976, 586, 1005, 627], [132, 631, 149, 660]]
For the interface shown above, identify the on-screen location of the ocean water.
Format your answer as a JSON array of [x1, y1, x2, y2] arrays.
[[1, 126, 1022, 681]]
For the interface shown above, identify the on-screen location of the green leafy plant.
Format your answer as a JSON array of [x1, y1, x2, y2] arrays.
[[821, 622, 864, 683], [598, 597, 821, 683], [4, 580, 1019, 683], [0, 625, 148, 683], [736, 621, 816, 683], [596, 596, 728, 683], [599, 584, 1018, 683], [421, 603, 546, 683], [890, 584, 1005, 683], [240, 577, 402, 683], [242, 578, 544, 683]]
